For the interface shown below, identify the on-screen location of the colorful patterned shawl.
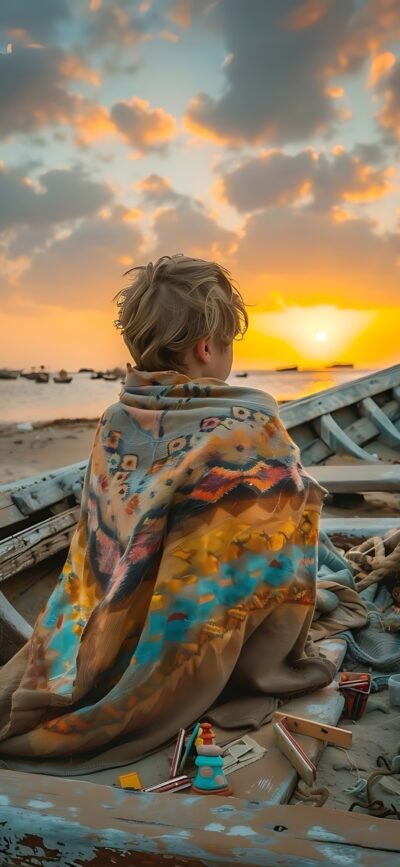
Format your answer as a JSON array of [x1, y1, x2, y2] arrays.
[[0, 370, 335, 759]]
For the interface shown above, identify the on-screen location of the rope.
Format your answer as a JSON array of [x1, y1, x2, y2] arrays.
[[345, 528, 400, 594]]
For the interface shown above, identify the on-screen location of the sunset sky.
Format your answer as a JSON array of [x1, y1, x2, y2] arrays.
[[1, 0, 399, 371]]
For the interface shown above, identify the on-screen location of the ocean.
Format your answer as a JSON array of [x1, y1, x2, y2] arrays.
[[0, 368, 377, 425]]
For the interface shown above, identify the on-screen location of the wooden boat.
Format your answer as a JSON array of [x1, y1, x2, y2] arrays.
[[275, 365, 298, 372], [20, 369, 38, 380], [0, 368, 20, 379], [0, 363, 400, 864], [91, 370, 104, 379], [53, 369, 73, 384], [34, 371, 50, 383], [327, 362, 354, 369], [103, 370, 119, 381], [281, 363, 400, 464]]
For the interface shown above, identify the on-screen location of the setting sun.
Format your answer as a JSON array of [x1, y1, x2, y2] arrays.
[[314, 330, 328, 342]]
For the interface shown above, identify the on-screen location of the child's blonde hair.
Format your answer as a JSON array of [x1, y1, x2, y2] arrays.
[[114, 254, 248, 372]]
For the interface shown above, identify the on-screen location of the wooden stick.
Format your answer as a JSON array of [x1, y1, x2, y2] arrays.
[[273, 712, 352, 748]]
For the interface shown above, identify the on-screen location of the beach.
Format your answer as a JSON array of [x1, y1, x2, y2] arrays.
[[0, 419, 97, 484]]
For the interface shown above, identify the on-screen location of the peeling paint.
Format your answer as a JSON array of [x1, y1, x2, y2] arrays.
[[308, 824, 345, 843], [204, 823, 226, 832], [26, 799, 54, 809], [316, 843, 363, 865], [1, 769, 399, 867]]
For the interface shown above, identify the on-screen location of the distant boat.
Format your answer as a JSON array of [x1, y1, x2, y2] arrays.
[[20, 368, 39, 380], [34, 371, 49, 383], [103, 371, 118, 381], [235, 372, 248, 378], [91, 371, 104, 380], [326, 363, 354, 369], [276, 365, 298, 372], [0, 369, 20, 380], [54, 369, 73, 384]]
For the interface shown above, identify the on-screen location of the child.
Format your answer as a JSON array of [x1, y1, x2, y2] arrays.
[[0, 254, 335, 761]]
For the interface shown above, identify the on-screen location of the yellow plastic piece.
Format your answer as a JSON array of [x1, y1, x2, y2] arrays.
[[119, 771, 142, 790]]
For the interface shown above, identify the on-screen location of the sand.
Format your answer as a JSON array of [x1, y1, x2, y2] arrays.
[[0, 419, 98, 485], [295, 689, 400, 814]]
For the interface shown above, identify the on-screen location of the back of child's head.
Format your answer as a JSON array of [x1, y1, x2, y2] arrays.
[[115, 254, 248, 372]]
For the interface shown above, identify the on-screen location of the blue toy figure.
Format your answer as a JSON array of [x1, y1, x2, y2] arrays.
[[191, 723, 233, 796]]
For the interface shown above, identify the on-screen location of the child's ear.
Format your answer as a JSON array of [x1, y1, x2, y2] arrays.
[[195, 338, 210, 364]]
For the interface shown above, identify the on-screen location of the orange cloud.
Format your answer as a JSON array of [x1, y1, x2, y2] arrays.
[[74, 104, 115, 144], [342, 163, 394, 202], [325, 86, 344, 98], [184, 99, 231, 145], [368, 51, 396, 87], [111, 97, 176, 151], [122, 208, 143, 222], [136, 174, 173, 195], [61, 55, 101, 87], [286, 0, 330, 31], [160, 29, 179, 43], [168, 0, 192, 29]]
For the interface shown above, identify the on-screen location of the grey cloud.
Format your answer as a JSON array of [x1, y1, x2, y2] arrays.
[[110, 99, 176, 152], [376, 60, 400, 144], [0, 0, 71, 39], [0, 165, 113, 230], [222, 152, 314, 211], [221, 148, 391, 212], [185, 0, 400, 145], [352, 142, 387, 164], [0, 44, 77, 138], [137, 173, 188, 204], [18, 209, 144, 308], [152, 198, 236, 259]]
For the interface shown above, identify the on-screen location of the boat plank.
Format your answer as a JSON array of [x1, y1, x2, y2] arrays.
[[280, 363, 400, 428], [295, 400, 399, 465], [316, 413, 379, 462], [0, 768, 398, 866], [0, 462, 86, 530], [0, 507, 78, 581], [359, 397, 400, 448], [308, 463, 400, 492], [0, 590, 32, 661]]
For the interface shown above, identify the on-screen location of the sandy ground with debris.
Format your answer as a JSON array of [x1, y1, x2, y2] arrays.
[[0, 420, 98, 484], [292, 689, 400, 814]]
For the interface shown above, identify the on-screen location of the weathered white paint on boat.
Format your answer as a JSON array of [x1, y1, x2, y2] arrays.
[[1, 769, 400, 866]]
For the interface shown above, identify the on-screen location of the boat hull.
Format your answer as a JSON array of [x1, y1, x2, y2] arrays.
[[1, 769, 398, 866]]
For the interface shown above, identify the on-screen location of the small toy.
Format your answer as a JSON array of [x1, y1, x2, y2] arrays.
[[119, 771, 142, 790], [192, 721, 232, 796], [195, 722, 214, 746]]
